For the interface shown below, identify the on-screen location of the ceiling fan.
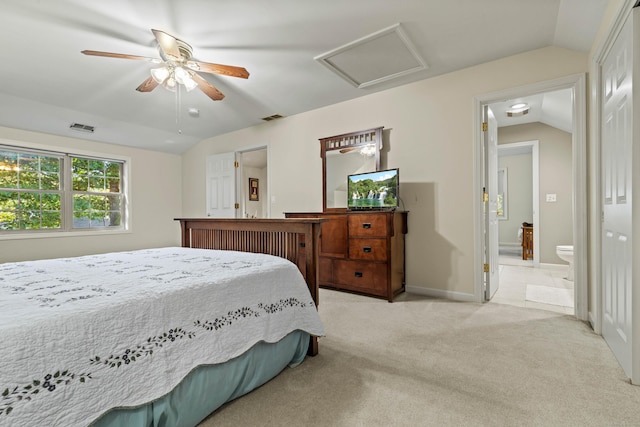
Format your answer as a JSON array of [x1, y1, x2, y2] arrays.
[[82, 29, 249, 101]]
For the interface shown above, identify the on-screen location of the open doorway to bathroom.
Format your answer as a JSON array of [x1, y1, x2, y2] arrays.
[[493, 137, 574, 314], [475, 74, 587, 320], [488, 90, 575, 315]]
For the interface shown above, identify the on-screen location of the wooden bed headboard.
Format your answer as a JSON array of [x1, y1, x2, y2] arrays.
[[175, 218, 325, 355]]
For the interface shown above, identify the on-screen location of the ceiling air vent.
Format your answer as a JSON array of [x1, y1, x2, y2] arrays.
[[69, 123, 95, 133], [261, 114, 284, 122], [315, 23, 428, 89]]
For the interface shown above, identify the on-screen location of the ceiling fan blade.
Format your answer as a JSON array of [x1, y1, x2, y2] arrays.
[[186, 61, 249, 79], [81, 50, 161, 64], [152, 29, 182, 60], [191, 73, 225, 101], [340, 148, 357, 154], [135, 76, 159, 92]]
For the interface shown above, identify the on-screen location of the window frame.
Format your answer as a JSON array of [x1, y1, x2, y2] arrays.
[[0, 141, 130, 239]]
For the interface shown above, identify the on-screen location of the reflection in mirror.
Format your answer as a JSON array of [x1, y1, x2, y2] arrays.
[[497, 167, 508, 219], [320, 127, 383, 211], [325, 144, 377, 208]]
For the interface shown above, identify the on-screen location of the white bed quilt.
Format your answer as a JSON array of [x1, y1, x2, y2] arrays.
[[0, 247, 324, 426]]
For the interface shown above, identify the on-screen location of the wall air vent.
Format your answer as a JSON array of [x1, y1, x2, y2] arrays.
[[69, 123, 95, 133], [261, 114, 284, 122]]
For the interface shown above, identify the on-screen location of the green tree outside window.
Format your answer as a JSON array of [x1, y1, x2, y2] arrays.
[[0, 148, 125, 232]]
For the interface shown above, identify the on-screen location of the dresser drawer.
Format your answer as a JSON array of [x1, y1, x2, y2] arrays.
[[333, 260, 387, 293], [319, 256, 333, 284], [348, 238, 387, 261], [348, 214, 389, 237]]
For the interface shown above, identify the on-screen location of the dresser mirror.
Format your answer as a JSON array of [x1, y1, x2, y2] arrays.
[[320, 127, 382, 211]]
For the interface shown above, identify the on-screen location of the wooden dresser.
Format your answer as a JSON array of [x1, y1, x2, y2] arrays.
[[285, 210, 407, 301]]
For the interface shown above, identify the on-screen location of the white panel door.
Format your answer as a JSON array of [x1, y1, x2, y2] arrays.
[[206, 152, 237, 218], [484, 105, 500, 300], [601, 9, 633, 379]]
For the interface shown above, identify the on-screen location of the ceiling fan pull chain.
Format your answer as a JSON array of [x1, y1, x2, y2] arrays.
[[176, 84, 182, 134]]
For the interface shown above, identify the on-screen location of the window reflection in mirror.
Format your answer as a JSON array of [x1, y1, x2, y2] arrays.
[[497, 167, 508, 219], [325, 144, 377, 209]]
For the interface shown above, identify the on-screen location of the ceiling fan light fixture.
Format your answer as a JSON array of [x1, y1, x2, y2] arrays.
[[150, 66, 170, 84], [182, 75, 198, 92], [174, 67, 198, 92], [162, 76, 177, 92], [83, 29, 247, 102]]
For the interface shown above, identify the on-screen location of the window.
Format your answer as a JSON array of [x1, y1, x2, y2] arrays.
[[71, 157, 123, 228], [0, 146, 127, 234]]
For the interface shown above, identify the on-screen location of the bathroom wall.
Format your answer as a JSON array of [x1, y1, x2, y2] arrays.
[[498, 122, 573, 264], [498, 152, 533, 248]]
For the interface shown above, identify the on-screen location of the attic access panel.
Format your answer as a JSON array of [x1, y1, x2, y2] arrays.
[[315, 23, 428, 88]]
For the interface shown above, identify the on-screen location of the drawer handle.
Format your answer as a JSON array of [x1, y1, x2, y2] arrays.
[[363, 246, 372, 253], [354, 271, 363, 278], [362, 223, 371, 229]]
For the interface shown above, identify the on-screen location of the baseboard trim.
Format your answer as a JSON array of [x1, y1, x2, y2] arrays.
[[588, 311, 600, 334], [538, 262, 569, 270], [406, 285, 477, 302]]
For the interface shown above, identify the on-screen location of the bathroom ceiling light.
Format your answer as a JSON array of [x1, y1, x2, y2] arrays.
[[507, 108, 529, 117], [506, 102, 529, 117]]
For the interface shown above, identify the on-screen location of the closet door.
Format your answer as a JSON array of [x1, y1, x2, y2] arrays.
[[601, 8, 636, 382]]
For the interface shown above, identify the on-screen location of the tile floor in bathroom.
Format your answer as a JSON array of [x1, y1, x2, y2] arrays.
[[491, 247, 574, 315]]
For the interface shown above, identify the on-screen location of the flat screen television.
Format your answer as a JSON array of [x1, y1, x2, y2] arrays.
[[347, 168, 399, 210]]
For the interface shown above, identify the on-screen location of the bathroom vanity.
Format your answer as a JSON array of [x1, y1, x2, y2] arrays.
[[521, 225, 533, 260]]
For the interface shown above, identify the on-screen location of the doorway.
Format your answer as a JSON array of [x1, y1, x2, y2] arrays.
[[238, 147, 268, 218], [473, 74, 587, 321], [492, 139, 575, 315], [496, 141, 540, 266], [205, 145, 269, 219]]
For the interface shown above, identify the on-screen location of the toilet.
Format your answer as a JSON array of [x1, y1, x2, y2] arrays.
[[556, 245, 574, 281]]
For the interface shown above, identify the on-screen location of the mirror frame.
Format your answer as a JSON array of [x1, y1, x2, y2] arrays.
[[320, 127, 383, 212]]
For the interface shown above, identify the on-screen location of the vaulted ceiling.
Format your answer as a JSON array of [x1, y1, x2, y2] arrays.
[[0, 0, 607, 154]]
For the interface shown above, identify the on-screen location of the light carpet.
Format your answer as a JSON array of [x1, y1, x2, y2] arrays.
[[526, 284, 573, 308], [200, 289, 640, 427]]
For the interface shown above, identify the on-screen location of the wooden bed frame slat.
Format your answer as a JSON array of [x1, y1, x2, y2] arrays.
[[176, 218, 325, 356]]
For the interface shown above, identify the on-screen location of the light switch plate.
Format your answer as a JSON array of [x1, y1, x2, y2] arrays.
[[546, 193, 557, 202]]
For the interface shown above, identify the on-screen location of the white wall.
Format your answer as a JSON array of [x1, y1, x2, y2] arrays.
[[498, 152, 533, 247], [0, 127, 182, 263], [182, 46, 587, 299]]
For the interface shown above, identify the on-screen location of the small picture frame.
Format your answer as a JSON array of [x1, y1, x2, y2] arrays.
[[249, 178, 259, 201]]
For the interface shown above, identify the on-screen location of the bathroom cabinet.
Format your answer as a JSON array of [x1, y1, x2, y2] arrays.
[[285, 210, 407, 301], [522, 225, 533, 260]]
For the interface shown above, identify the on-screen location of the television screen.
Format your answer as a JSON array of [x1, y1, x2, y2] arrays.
[[347, 168, 399, 210]]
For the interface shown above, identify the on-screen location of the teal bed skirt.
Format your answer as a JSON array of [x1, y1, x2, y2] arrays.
[[90, 330, 310, 427]]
